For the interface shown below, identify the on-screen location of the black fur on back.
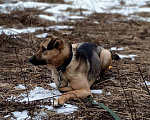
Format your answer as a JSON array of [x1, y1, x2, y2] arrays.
[[76, 43, 101, 80]]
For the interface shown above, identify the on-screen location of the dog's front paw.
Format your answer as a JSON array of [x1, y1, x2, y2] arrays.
[[53, 99, 63, 108]]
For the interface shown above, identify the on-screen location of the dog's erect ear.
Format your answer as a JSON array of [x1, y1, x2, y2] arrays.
[[53, 39, 61, 49], [47, 39, 62, 50]]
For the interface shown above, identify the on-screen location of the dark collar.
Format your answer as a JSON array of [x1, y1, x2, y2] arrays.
[[56, 51, 73, 73]]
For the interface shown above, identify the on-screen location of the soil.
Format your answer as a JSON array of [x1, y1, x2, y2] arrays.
[[0, 5, 150, 120]]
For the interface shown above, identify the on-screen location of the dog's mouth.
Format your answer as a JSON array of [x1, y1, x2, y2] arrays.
[[29, 56, 47, 66]]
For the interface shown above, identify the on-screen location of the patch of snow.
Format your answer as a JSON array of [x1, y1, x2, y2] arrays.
[[91, 90, 103, 94], [43, 103, 78, 114], [68, 16, 87, 19], [117, 54, 137, 61], [49, 83, 57, 89], [34, 111, 47, 120], [110, 77, 115, 81], [0, 0, 150, 22], [110, 47, 124, 51], [106, 92, 111, 95], [39, 14, 57, 22], [4, 114, 10, 119], [36, 33, 49, 38], [14, 84, 26, 90], [11, 110, 30, 120], [0, 25, 73, 35], [8, 86, 78, 114], [44, 4, 71, 15], [20, 87, 61, 102], [145, 81, 150, 85], [0, 1, 53, 13], [46, 25, 73, 31], [0, 27, 43, 35], [138, 7, 150, 13], [127, 15, 150, 22]]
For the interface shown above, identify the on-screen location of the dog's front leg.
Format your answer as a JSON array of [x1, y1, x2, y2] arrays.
[[53, 89, 91, 107], [59, 86, 73, 92]]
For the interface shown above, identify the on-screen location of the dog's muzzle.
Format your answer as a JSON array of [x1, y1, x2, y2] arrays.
[[29, 56, 47, 66]]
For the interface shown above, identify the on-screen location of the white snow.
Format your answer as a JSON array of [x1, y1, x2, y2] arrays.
[[4, 114, 10, 119], [49, 83, 57, 88], [65, 0, 148, 16], [14, 84, 26, 90], [110, 47, 124, 51], [46, 25, 74, 31], [44, 4, 71, 14], [0, 1, 52, 13], [110, 77, 115, 81], [0, 0, 149, 22], [0, 25, 73, 35], [127, 15, 150, 22], [91, 90, 103, 94], [145, 81, 150, 85], [43, 104, 78, 114], [8, 85, 78, 114], [34, 111, 48, 119], [68, 16, 87, 19], [19, 87, 61, 102], [118, 54, 137, 61], [0, 27, 44, 35], [11, 110, 31, 120], [39, 14, 57, 22], [36, 33, 49, 38], [106, 92, 111, 95]]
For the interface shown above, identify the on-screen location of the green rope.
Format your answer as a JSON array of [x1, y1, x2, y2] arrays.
[[89, 95, 121, 120]]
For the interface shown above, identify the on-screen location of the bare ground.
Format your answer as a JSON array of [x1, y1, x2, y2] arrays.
[[0, 9, 150, 120]]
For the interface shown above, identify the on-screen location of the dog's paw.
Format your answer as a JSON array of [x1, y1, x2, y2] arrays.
[[53, 100, 63, 108]]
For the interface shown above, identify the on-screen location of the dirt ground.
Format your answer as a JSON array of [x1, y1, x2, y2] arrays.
[[0, 5, 150, 120]]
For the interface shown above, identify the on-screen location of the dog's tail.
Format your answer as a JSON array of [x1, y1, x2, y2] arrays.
[[110, 51, 121, 60]]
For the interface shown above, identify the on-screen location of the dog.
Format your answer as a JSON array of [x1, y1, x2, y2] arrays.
[[29, 35, 112, 107]]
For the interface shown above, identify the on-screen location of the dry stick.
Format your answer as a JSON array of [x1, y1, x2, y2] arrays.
[[115, 66, 135, 120], [14, 49, 30, 105], [0, 85, 14, 104], [136, 65, 150, 95], [130, 91, 137, 120]]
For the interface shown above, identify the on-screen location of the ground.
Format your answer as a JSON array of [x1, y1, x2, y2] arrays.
[[0, 1, 150, 120]]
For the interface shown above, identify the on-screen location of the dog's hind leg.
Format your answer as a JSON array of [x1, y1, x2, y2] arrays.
[[100, 48, 112, 76]]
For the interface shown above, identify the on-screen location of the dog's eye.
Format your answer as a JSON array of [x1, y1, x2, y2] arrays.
[[42, 47, 47, 52]]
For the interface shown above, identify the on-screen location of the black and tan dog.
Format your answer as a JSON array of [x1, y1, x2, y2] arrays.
[[29, 35, 112, 107]]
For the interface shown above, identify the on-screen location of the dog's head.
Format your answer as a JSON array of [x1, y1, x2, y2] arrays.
[[29, 35, 72, 68]]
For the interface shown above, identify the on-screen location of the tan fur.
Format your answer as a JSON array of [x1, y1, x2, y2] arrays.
[[100, 48, 112, 75], [30, 36, 112, 107]]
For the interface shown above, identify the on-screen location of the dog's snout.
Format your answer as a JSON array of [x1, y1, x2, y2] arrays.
[[29, 56, 47, 66], [29, 56, 36, 64]]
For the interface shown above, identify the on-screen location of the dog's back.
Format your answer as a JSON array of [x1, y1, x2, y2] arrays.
[[76, 43, 101, 81]]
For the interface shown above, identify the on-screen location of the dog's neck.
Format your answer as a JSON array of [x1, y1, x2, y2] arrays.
[[56, 45, 73, 73]]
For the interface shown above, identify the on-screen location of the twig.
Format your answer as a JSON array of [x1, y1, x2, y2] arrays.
[[130, 91, 137, 120], [0, 85, 14, 104], [136, 65, 150, 95], [14, 49, 30, 105]]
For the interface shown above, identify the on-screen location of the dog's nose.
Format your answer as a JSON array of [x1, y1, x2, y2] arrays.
[[29, 56, 36, 64]]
